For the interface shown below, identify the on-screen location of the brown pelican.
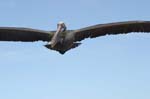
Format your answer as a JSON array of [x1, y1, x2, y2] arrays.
[[0, 20, 150, 54]]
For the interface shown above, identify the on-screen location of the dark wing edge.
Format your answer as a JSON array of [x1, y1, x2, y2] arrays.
[[0, 27, 55, 42], [72, 20, 150, 41]]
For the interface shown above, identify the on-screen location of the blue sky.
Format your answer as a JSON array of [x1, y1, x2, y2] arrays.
[[0, 0, 150, 99]]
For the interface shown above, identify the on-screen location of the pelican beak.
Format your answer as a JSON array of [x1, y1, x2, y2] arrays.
[[50, 24, 64, 48], [56, 24, 63, 34]]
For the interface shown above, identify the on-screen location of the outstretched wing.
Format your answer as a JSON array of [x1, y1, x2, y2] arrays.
[[0, 27, 55, 42], [73, 21, 150, 41]]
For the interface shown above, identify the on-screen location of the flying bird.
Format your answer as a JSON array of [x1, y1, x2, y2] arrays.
[[0, 20, 150, 54]]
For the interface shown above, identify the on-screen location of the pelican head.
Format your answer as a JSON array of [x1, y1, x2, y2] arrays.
[[50, 21, 67, 48], [57, 21, 66, 32]]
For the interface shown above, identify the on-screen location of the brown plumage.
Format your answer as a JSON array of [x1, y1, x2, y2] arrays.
[[73, 21, 150, 41], [0, 27, 53, 41], [0, 20, 150, 54]]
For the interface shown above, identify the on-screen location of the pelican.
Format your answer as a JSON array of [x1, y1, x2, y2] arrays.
[[0, 20, 150, 54]]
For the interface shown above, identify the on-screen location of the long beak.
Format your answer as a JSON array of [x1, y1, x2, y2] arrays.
[[50, 25, 63, 48], [56, 25, 63, 35]]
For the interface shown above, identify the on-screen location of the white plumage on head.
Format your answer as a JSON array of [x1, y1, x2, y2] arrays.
[[58, 21, 65, 25]]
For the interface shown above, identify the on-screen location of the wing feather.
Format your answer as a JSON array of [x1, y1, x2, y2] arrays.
[[73, 21, 150, 41], [0, 27, 54, 42]]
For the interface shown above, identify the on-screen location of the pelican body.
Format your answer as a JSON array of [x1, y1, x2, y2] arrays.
[[0, 20, 150, 54], [44, 22, 81, 54]]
